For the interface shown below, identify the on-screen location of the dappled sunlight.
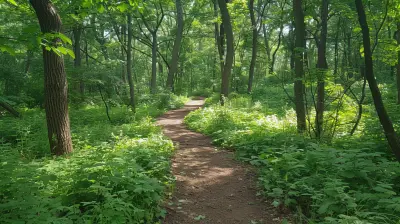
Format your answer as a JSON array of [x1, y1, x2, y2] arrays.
[[158, 100, 285, 224]]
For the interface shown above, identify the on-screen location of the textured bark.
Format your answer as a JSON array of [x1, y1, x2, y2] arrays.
[[218, 0, 234, 105], [293, 0, 306, 132], [127, 14, 136, 112], [30, 0, 73, 155], [355, 0, 400, 162], [167, 0, 184, 91], [247, 0, 257, 93], [315, 0, 329, 138]]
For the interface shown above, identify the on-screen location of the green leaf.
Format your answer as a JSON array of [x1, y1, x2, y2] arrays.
[[194, 215, 205, 221], [97, 4, 105, 13], [0, 45, 15, 55], [56, 33, 72, 45], [7, 0, 17, 6], [117, 3, 129, 12]]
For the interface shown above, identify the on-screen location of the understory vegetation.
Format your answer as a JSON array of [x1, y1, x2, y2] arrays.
[[185, 87, 400, 224], [0, 94, 187, 223]]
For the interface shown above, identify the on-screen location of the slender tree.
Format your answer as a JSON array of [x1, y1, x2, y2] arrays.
[[293, 0, 307, 132], [30, 0, 73, 155], [396, 22, 400, 104], [355, 0, 400, 161], [127, 14, 136, 112], [247, 0, 257, 93], [315, 0, 329, 138]]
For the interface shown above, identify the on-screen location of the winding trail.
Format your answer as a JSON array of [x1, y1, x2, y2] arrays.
[[157, 99, 282, 224]]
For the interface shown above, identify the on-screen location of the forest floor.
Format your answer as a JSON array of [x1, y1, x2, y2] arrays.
[[156, 99, 283, 224]]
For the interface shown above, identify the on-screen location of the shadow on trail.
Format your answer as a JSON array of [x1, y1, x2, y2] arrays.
[[157, 99, 284, 224]]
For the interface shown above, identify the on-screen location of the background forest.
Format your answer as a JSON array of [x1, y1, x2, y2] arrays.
[[1, 0, 400, 223]]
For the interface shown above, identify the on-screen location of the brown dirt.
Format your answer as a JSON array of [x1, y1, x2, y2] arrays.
[[156, 99, 284, 224]]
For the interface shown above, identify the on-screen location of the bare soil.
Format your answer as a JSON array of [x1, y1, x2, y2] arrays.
[[156, 99, 284, 224]]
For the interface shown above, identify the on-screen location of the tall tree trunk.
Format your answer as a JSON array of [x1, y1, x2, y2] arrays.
[[293, 0, 306, 132], [127, 14, 136, 112], [213, 0, 224, 75], [270, 26, 283, 74], [396, 22, 400, 104], [218, 0, 234, 105], [73, 24, 84, 96], [355, 0, 400, 162], [121, 25, 127, 83], [247, 0, 257, 93], [167, 0, 184, 91], [30, 0, 73, 155], [151, 32, 157, 94], [24, 50, 33, 75], [315, 0, 329, 138], [262, 23, 271, 68]]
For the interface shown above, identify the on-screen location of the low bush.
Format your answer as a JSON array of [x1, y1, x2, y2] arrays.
[[184, 101, 400, 224], [0, 94, 188, 223]]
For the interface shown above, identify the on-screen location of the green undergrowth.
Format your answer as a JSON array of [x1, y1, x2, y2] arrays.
[[0, 94, 188, 223], [184, 95, 400, 224]]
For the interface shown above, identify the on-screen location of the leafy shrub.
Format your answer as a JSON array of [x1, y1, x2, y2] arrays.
[[0, 94, 188, 223], [184, 100, 400, 224]]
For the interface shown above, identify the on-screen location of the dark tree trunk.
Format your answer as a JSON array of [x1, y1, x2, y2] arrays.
[[73, 24, 84, 96], [121, 25, 127, 83], [247, 0, 257, 93], [151, 32, 157, 94], [396, 23, 400, 104], [213, 0, 224, 75], [30, 0, 73, 155], [167, 0, 184, 91], [0, 100, 21, 118], [127, 14, 136, 112], [270, 26, 283, 74], [218, 0, 234, 105], [293, 0, 306, 132], [262, 23, 271, 68], [355, 0, 400, 162], [315, 0, 329, 138], [24, 50, 33, 75]]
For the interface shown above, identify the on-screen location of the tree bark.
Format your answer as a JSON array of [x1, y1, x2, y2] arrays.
[[315, 0, 329, 138], [293, 0, 306, 132], [167, 0, 184, 91], [355, 0, 400, 162], [127, 14, 136, 112], [247, 0, 257, 93], [30, 0, 73, 155], [218, 0, 234, 105]]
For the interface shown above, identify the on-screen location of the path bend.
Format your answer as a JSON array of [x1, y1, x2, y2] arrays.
[[156, 99, 282, 224]]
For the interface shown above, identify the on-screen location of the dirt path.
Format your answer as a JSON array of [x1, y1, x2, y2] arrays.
[[156, 99, 282, 224]]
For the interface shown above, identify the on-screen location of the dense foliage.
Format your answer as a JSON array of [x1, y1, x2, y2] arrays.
[[0, 95, 187, 223], [185, 91, 400, 223]]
